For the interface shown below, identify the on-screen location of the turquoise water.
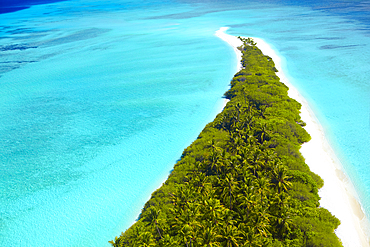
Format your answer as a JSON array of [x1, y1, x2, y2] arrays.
[[0, 0, 369, 246]]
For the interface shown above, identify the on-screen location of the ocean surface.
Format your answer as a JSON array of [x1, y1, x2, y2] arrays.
[[0, 0, 369, 246]]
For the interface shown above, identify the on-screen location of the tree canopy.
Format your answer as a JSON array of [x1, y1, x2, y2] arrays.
[[110, 38, 342, 247]]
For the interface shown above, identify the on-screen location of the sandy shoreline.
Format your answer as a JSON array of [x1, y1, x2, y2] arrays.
[[215, 27, 369, 246], [215, 27, 242, 110]]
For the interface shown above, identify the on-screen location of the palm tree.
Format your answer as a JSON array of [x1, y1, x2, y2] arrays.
[[234, 102, 242, 123], [236, 186, 256, 221], [159, 234, 178, 247], [271, 164, 292, 194], [108, 237, 119, 247], [171, 184, 194, 209], [220, 223, 242, 247], [241, 104, 256, 131], [200, 198, 227, 228], [198, 222, 221, 247], [244, 146, 263, 176], [254, 173, 269, 205], [256, 123, 270, 144], [190, 172, 210, 194], [275, 208, 293, 239], [137, 231, 156, 247], [146, 207, 163, 240], [254, 209, 271, 238], [269, 193, 293, 239], [170, 200, 201, 247], [129, 225, 145, 247], [258, 149, 276, 170], [229, 132, 245, 155], [218, 173, 238, 210]]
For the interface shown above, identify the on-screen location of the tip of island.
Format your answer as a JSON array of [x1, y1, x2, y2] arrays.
[[110, 27, 369, 247]]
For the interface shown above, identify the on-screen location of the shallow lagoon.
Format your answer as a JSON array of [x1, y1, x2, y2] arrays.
[[0, 0, 369, 246]]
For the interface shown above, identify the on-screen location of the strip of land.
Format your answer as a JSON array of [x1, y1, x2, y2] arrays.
[[112, 26, 347, 246], [216, 27, 369, 246]]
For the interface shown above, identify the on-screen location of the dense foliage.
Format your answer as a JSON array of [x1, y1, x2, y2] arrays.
[[110, 38, 342, 247]]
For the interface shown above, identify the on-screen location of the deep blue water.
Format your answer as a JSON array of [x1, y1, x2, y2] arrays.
[[0, 0, 66, 13], [0, 0, 369, 246]]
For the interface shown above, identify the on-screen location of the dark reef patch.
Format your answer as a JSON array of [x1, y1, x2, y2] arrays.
[[0, 44, 38, 51], [319, 44, 365, 49]]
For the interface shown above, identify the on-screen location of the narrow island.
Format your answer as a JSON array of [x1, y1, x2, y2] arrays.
[[110, 32, 344, 246]]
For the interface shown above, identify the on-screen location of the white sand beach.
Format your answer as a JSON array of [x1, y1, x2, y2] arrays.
[[215, 27, 369, 246], [215, 27, 243, 110]]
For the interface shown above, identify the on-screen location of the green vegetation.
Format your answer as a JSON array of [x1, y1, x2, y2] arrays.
[[110, 38, 342, 247]]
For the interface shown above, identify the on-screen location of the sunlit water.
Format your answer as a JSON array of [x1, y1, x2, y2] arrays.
[[0, 0, 369, 246]]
